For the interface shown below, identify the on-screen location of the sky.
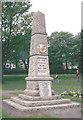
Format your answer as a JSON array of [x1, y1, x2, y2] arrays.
[[29, 0, 82, 36]]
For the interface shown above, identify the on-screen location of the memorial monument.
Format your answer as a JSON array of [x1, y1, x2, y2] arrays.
[[25, 11, 53, 97], [3, 11, 80, 111]]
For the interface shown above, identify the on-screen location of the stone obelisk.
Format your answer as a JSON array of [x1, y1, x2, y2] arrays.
[[25, 11, 53, 97]]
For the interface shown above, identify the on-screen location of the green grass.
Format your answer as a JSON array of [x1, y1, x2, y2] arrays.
[[3, 74, 27, 76], [2, 109, 58, 118], [2, 74, 81, 91], [0, 84, 2, 90], [81, 109, 83, 113], [52, 74, 81, 102], [52, 74, 81, 91], [10, 92, 24, 95], [2, 96, 10, 100], [0, 96, 10, 100], [0, 97, 2, 100], [2, 74, 27, 90], [51, 74, 81, 103], [61, 95, 82, 103]]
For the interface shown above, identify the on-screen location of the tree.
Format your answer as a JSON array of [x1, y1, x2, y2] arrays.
[[81, 29, 83, 74], [47, 31, 80, 73], [72, 33, 81, 69], [2, 1, 32, 68]]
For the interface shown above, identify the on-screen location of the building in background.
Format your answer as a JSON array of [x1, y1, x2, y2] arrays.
[[5, 60, 16, 70], [18, 60, 25, 70], [63, 62, 78, 70], [5, 60, 25, 70]]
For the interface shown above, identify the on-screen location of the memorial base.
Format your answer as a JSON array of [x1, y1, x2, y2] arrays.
[[3, 92, 80, 112], [25, 76, 53, 97]]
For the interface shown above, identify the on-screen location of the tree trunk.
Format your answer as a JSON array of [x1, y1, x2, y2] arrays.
[[66, 60, 68, 70]]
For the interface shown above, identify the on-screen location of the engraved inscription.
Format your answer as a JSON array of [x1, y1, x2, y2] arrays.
[[37, 57, 47, 75]]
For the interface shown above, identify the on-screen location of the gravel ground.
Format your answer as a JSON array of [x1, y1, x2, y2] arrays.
[[2, 90, 24, 97]]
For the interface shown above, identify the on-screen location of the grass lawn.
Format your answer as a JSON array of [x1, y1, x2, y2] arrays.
[[2, 96, 10, 100], [2, 74, 81, 91], [2, 109, 58, 118], [61, 95, 82, 103], [81, 110, 83, 113], [52, 74, 81, 91], [2, 74, 27, 90], [10, 92, 24, 95], [0, 84, 2, 90], [0, 96, 10, 100]]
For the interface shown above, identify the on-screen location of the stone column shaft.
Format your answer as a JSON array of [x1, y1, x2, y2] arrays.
[[25, 11, 53, 96]]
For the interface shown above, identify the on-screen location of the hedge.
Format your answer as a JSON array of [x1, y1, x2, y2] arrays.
[[3, 68, 78, 75], [3, 68, 28, 74], [50, 69, 78, 74]]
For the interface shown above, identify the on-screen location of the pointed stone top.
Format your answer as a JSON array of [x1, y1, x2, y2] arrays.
[[36, 11, 45, 15], [31, 11, 46, 35]]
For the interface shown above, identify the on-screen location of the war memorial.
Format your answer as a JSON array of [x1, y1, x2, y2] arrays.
[[3, 11, 80, 112]]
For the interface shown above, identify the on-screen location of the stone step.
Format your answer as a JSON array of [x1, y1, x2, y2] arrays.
[[18, 94, 61, 101], [24, 89, 39, 96], [3, 99, 80, 112], [11, 96, 71, 107], [24, 89, 54, 96]]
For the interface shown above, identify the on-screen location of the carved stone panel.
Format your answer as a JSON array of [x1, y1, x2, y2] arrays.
[[39, 81, 52, 97]]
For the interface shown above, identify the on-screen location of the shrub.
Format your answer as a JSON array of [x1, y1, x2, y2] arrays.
[[3, 68, 27, 74]]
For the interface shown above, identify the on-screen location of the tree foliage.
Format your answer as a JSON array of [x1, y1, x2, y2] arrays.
[[81, 29, 83, 74], [48, 31, 81, 73], [2, 1, 32, 68]]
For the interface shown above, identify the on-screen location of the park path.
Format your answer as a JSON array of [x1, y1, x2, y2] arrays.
[[1, 90, 24, 97]]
